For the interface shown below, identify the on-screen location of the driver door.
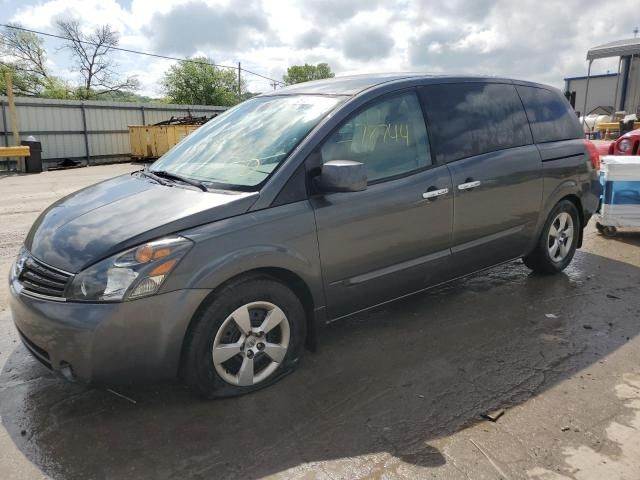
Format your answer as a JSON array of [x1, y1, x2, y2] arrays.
[[309, 90, 454, 319]]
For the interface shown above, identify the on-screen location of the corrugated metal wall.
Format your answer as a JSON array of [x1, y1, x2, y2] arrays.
[[0, 96, 226, 169]]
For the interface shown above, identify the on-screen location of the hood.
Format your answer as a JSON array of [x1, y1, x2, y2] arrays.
[[25, 173, 258, 272]]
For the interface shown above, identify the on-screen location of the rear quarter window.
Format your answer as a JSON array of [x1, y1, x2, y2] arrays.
[[516, 85, 583, 143], [421, 83, 532, 163]]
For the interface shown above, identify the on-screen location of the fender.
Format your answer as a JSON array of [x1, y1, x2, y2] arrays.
[[161, 201, 327, 347], [186, 244, 321, 300], [184, 245, 327, 350], [527, 178, 584, 254]]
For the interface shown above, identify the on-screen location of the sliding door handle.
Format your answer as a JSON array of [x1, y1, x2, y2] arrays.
[[422, 187, 449, 199], [457, 180, 481, 190]]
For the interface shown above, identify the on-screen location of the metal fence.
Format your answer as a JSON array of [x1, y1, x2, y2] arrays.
[[0, 96, 227, 170]]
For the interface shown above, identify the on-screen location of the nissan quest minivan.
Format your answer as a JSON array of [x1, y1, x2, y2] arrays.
[[9, 74, 600, 398]]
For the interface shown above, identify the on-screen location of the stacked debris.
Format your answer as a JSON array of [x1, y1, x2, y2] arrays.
[[153, 113, 218, 126]]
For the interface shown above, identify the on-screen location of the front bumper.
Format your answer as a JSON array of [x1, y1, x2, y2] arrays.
[[9, 275, 210, 385]]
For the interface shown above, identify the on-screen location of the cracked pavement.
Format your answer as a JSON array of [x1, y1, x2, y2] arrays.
[[0, 164, 639, 479]]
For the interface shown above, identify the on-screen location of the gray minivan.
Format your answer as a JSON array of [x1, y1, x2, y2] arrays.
[[9, 74, 599, 397]]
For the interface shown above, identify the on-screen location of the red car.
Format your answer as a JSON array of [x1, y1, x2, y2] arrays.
[[594, 128, 640, 156]]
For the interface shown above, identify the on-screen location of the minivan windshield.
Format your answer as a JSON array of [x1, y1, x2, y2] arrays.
[[150, 95, 344, 189]]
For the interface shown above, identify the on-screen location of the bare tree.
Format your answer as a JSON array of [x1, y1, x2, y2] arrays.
[[56, 20, 139, 99]]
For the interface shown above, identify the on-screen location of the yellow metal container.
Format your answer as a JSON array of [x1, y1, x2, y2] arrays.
[[129, 125, 200, 160], [595, 121, 640, 140]]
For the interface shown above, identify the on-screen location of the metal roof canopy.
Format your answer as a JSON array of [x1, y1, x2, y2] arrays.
[[579, 38, 640, 127], [587, 38, 640, 60]]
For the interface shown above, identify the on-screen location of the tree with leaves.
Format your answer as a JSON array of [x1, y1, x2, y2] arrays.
[[0, 24, 50, 96], [162, 57, 246, 106], [56, 20, 139, 100], [283, 63, 334, 85]]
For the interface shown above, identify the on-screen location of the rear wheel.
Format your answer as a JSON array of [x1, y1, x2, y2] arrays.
[[183, 275, 306, 398], [523, 200, 580, 274]]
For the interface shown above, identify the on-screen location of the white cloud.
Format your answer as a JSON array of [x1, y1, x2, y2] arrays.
[[4, 0, 640, 96], [11, 0, 134, 31]]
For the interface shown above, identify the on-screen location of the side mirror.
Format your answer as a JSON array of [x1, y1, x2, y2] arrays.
[[315, 160, 367, 193]]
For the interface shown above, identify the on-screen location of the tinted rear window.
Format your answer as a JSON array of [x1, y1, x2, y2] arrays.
[[516, 86, 583, 143], [422, 83, 532, 163]]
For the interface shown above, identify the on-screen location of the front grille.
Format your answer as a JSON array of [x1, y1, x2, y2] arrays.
[[18, 254, 72, 299]]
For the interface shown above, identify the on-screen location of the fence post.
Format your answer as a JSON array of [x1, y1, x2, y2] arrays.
[[5, 73, 24, 172], [141, 105, 146, 125], [1, 99, 7, 171], [81, 102, 90, 166], [1, 99, 8, 147]]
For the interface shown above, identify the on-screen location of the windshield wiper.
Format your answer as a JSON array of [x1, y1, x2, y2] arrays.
[[139, 170, 171, 186], [151, 170, 208, 192]]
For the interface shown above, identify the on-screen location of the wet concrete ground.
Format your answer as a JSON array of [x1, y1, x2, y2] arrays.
[[0, 164, 639, 480]]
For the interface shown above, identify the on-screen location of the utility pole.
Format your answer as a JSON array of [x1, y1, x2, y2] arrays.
[[634, 27, 639, 38], [4, 72, 24, 172], [270, 80, 278, 90], [238, 62, 241, 102]]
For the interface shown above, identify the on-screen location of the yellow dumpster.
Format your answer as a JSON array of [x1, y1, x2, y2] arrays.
[[129, 124, 200, 160], [595, 121, 640, 140]]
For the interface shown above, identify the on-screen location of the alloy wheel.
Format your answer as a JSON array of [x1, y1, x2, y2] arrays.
[[212, 301, 290, 386], [547, 212, 574, 262]]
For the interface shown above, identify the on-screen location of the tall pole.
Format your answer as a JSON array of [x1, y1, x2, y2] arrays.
[[613, 57, 622, 111], [4, 71, 24, 172], [238, 62, 241, 102], [581, 59, 593, 132]]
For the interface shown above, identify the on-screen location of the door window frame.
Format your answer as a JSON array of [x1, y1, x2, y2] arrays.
[[417, 82, 534, 165]]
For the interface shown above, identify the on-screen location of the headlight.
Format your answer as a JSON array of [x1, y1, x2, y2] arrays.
[[13, 247, 28, 279], [67, 236, 192, 302], [618, 138, 632, 153]]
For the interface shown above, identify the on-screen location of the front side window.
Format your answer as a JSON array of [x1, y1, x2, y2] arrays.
[[151, 95, 344, 189], [320, 92, 431, 182]]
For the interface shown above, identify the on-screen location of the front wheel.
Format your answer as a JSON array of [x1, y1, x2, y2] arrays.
[[523, 200, 580, 274], [182, 275, 306, 398]]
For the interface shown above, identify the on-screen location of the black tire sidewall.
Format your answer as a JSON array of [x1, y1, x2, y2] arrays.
[[183, 275, 306, 399]]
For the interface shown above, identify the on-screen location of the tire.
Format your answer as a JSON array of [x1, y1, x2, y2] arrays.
[[182, 274, 306, 399], [523, 200, 580, 274]]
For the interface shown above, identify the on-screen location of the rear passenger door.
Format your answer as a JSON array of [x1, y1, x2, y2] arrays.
[[420, 82, 543, 274]]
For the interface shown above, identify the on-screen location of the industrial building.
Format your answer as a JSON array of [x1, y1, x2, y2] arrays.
[[564, 38, 640, 116]]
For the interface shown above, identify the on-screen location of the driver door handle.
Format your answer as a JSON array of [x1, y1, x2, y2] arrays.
[[458, 180, 481, 190], [422, 188, 449, 199]]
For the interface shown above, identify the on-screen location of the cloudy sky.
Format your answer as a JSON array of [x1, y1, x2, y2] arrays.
[[2, 0, 638, 97]]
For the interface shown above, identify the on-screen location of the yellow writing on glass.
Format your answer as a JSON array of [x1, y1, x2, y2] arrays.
[[356, 123, 410, 148]]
